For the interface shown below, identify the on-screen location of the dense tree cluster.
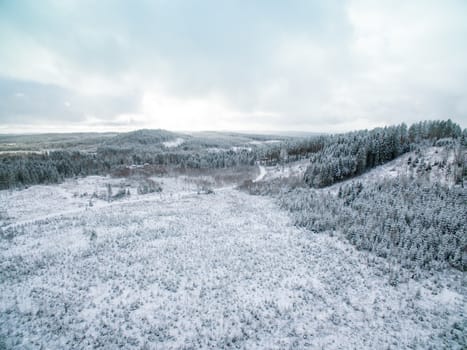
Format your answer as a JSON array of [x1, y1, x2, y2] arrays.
[[97, 147, 257, 169], [304, 120, 463, 188], [0, 148, 260, 190], [280, 179, 467, 271], [0, 151, 110, 190], [408, 119, 462, 143], [303, 124, 410, 187]]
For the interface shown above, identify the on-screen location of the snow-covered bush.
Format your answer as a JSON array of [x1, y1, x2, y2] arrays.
[[137, 178, 162, 195]]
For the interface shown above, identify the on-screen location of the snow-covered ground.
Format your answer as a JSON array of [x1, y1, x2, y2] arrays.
[[162, 138, 185, 148], [231, 146, 252, 153], [260, 159, 310, 182], [0, 176, 198, 230], [0, 176, 465, 349], [248, 140, 282, 145], [253, 165, 266, 182]]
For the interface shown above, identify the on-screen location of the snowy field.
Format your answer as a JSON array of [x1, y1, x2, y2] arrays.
[[0, 175, 466, 349]]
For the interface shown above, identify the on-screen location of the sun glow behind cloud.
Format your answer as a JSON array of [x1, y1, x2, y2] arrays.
[[0, 0, 466, 133]]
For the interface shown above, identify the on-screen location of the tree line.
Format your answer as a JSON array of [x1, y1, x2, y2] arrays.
[[303, 119, 464, 188], [1, 119, 464, 190]]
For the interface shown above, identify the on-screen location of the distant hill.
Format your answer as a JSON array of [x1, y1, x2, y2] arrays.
[[0, 132, 118, 152], [103, 129, 188, 148]]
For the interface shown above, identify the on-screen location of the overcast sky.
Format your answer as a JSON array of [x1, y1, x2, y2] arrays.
[[1, 0, 466, 133]]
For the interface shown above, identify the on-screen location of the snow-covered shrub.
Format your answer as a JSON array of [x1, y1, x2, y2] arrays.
[[137, 179, 162, 195], [238, 176, 303, 196]]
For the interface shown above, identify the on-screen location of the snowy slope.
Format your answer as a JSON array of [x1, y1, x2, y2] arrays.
[[324, 145, 465, 194], [255, 145, 464, 194], [1, 177, 465, 349], [260, 159, 310, 182]]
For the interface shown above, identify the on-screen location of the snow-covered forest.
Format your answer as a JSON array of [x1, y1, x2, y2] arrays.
[[1, 120, 466, 349]]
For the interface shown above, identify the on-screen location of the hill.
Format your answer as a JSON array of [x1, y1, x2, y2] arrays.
[[246, 139, 466, 273], [102, 129, 187, 148]]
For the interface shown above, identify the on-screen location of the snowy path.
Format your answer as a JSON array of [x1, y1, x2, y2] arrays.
[[1, 188, 465, 349], [253, 165, 266, 182]]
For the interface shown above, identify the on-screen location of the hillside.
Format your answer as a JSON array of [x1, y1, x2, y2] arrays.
[[326, 143, 466, 192], [246, 141, 466, 274]]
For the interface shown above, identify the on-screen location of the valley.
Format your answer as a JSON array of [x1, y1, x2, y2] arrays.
[[1, 120, 466, 349]]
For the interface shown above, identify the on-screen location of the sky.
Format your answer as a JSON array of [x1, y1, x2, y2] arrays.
[[0, 0, 466, 134]]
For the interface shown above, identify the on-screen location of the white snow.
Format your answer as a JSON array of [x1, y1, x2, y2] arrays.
[[162, 138, 185, 148], [253, 165, 266, 182], [0, 175, 465, 349], [230, 146, 252, 152], [0, 175, 202, 230], [261, 159, 310, 182], [248, 140, 281, 145]]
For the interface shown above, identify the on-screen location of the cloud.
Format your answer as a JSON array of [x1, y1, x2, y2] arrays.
[[0, 77, 139, 124], [0, 0, 466, 132]]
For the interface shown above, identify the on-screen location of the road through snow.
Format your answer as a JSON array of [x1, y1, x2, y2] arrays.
[[253, 165, 266, 182], [1, 187, 465, 349]]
